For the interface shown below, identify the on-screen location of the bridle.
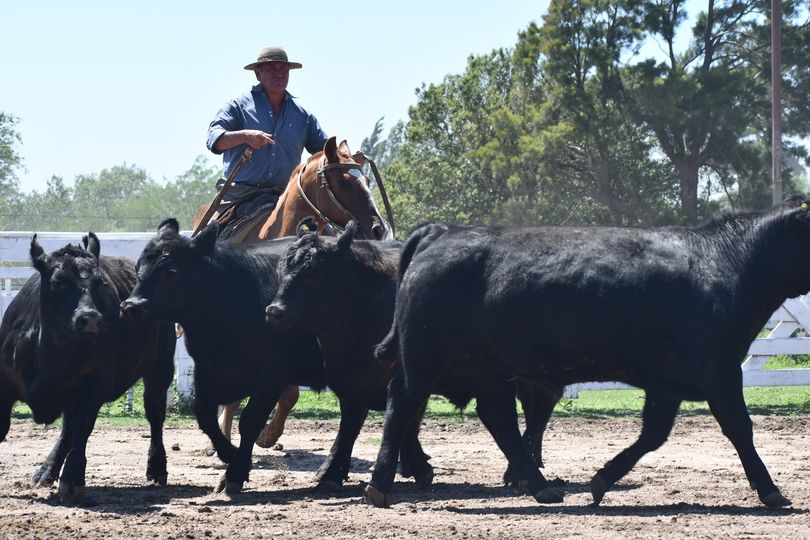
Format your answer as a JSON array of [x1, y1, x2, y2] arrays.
[[295, 155, 396, 237]]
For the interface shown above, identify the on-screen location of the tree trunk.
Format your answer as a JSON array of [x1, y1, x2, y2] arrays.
[[677, 161, 700, 224]]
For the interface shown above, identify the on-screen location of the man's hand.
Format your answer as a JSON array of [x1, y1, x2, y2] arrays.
[[214, 130, 275, 152], [242, 129, 275, 149]]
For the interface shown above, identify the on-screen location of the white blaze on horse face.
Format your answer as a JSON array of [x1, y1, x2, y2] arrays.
[[346, 167, 388, 235]]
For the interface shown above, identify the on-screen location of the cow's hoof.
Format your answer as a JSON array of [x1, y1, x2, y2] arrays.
[[315, 479, 343, 492], [533, 486, 564, 504], [502, 466, 521, 488], [146, 472, 168, 487], [58, 481, 84, 504], [414, 468, 434, 489], [590, 474, 608, 506], [31, 470, 57, 487], [363, 484, 389, 508], [761, 490, 791, 508]]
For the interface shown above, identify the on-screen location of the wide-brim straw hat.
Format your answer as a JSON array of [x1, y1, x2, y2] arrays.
[[244, 46, 303, 70]]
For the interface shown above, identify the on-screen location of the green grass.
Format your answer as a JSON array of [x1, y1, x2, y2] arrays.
[[12, 384, 810, 427]]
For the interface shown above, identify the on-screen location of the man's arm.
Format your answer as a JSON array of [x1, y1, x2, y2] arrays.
[[213, 130, 275, 152]]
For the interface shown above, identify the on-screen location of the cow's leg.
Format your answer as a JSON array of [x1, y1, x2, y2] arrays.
[[256, 384, 300, 448], [314, 397, 369, 489], [141, 353, 174, 487], [705, 379, 790, 508], [365, 371, 432, 507], [195, 393, 238, 464], [589, 392, 681, 505], [475, 381, 563, 504], [31, 423, 71, 486], [203, 402, 238, 457], [503, 381, 563, 486], [0, 395, 14, 443], [397, 405, 433, 488], [58, 398, 103, 503], [218, 386, 284, 494]]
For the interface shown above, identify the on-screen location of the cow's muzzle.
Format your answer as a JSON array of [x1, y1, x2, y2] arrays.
[[265, 302, 289, 328], [120, 297, 149, 322], [72, 309, 103, 336]]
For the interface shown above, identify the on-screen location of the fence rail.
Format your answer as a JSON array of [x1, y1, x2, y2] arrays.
[[1, 231, 808, 403]]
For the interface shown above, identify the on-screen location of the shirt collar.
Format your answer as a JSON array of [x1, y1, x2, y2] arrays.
[[251, 85, 296, 100]]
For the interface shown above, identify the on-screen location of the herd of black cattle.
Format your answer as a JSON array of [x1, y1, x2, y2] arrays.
[[3, 198, 810, 510]]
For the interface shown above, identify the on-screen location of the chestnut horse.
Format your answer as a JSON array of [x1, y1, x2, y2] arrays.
[[193, 136, 391, 448]]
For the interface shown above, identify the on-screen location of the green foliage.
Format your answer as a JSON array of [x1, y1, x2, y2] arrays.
[[3, 156, 220, 232], [0, 112, 23, 228]]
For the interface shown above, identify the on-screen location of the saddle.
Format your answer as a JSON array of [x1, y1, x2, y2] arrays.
[[217, 187, 284, 243]]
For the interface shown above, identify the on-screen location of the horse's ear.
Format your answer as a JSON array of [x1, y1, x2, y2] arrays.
[[82, 231, 101, 262], [338, 140, 352, 158], [324, 136, 338, 163], [296, 217, 319, 238], [337, 221, 358, 252], [158, 218, 180, 237], [191, 221, 218, 255], [30, 234, 49, 274]]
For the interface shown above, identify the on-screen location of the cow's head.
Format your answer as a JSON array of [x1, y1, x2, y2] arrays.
[[265, 218, 359, 332], [120, 218, 217, 323], [26, 232, 120, 423]]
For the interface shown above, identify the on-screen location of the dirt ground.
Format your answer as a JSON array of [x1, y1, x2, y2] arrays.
[[0, 414, 808, 539]]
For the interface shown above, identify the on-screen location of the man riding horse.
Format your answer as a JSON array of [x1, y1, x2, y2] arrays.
[[204, 45, 329, 240]]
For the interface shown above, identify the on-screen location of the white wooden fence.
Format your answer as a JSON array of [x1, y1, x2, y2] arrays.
[[1, 231, 809, 402], [0, 231, 195, 401]]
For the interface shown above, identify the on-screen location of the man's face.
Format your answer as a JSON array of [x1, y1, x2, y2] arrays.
[[256, 61, 290, 95]]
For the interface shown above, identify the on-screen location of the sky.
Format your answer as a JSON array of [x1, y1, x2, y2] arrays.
[[1, 0, 550, 194]]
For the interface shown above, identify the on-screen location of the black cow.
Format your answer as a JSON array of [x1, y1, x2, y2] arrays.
[[265, 221, 564, 492], [0, 233, 175, 503], [120, 219, 326, 494], [365, 201, 810, 509]]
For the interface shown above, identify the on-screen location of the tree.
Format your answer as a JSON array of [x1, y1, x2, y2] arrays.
[[629, 0, 810, 220], [0, 113, 23, 228]]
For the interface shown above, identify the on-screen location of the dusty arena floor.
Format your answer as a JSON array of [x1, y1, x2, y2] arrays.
[[0, 415, 808, 539]]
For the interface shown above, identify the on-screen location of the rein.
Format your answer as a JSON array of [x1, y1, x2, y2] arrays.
[[295, 156, 397, 237]]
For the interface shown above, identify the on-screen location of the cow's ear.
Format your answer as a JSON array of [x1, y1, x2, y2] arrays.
[[82, 231, 101, 261], [324, 136, 338, 163], [30, 234, 48, 274], [296, 217, 319, 238], [191, 221, 218, 255], [157, 218, 180, 237], [337, 221, 358, 252]]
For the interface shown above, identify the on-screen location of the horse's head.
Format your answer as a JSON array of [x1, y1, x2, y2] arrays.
[[299, 136, 389, 240]]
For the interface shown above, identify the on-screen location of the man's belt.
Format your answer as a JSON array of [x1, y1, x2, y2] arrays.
[[237, 181, 285, 193]]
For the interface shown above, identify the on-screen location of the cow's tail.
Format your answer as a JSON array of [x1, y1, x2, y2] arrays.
[[374, 223, 449, 363]]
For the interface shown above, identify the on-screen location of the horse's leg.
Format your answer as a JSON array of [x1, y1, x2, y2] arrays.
[[255, 384, 299, 448], [219, 402, 238, 441]]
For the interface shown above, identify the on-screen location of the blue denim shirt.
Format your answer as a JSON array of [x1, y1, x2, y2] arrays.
[[206, 86, 329, 187]]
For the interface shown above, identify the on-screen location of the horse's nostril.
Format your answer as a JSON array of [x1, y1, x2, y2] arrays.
[[372, 225, 384, 240]]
